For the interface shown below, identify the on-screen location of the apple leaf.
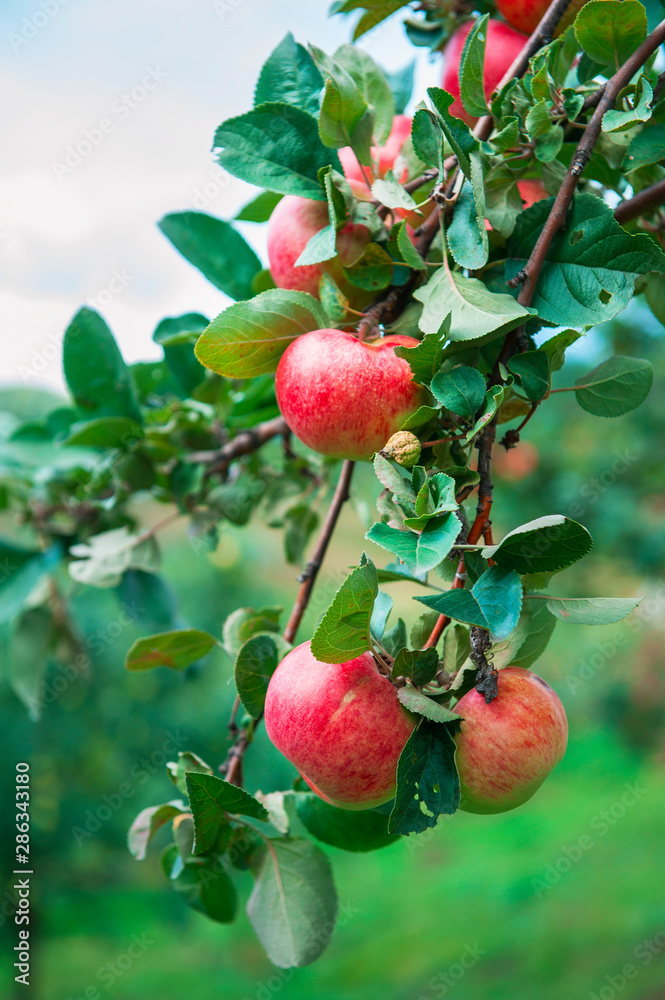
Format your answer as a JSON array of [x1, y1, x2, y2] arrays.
[[482, 515, 593, 574], [169, 854, 238, 925], [310, 44, 372, 160], [507, 350, 550, 401], [391, 646, 439, 685], [544, 595, 643, 625], [370, 589, 394, 641], [430, 365, 486, 418], [158, 212, 261, 301], [254, 33, 323, 115], [167, 751, 214, 795], [506, 195, 665, 328], [446, 157, 489, 271], [63, 308, 141, 423], [214, 103, 340, 200], [125, 629, 217, 672], [235, 190, 283, 222], [333, 43, 395, 145], [185, 773, 268, 855], [366, 522, 419, 573], [295, 794, 399, 852], [416, 512, 462, 574], [427, 87, 478, 179], [234, 634, 282, 718], [416, 587, 489, 630], [415, 566, 522, 640], [397, 687, 463, 724], [372, 453, 417, 503], [222, 605, 282, 660], [414, 269, 532, 341], [574, 0, 647, 69], [127, 801, 185, 860], [247, 838, 338, 968], [573, 356, 653, 417], [195, 290, 328, 379], [310, 553, 378, 662], [459, 13, 490, 117], [388, 721, 460, 835]]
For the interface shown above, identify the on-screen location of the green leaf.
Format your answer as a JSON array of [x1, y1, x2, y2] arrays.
[[63, 308, 141, 422], [9, 606, 53, 720], [195, 290, 328, 378], [370, 589, 394, 640], [415, 588, 489, 629], [459, 14, 490, 118], [461, 384, 504, 444], [384, 59, 415, 115], [388, 721, 460, 835], [506, 194, 665, 328], [254, 33, 323, 115], [214, 103, 340, 199], [310, 45, 371, 158], [391, 646, 439, 685], [602, 77, 653, 133], [296, 795, 399, 852], [575, 0, 647, 69], [167, 751, 214, 795], [509, 601, 557, 670], [69, 526, 159, 588], [397, 687, 462, 724], [394, 332, 446, 385], [395, 221, 427, 270], [574, 355, 653, 417], [343, 242, 394, 291], [382, 617, 408, 656], [152, 313, 208, 395], [0, 545, 57, 627], [366, 522, 418, 573], [411, 109, 444, 173], [414, 270, 532, 341], [234, 634, 281, 718], [64, 416, 144, 449], [471, 566, 523, 641], [222, 605, 282, 660], [404, 473, 458, 529], [441, 622, 472, 673], [507, 350, 550, 401], [310, 554, 378, 662], [247, 838, 338, 968], [186, 772, 268, 854], [372, 452, 416, 503], [334, 43, 395, 145], [483, 515, 594, 574], [623, 125, 665, 173], [427, 88, 478, 179], [125, 628, 217, 671], [158, 212, 261, 301], [128, 801, 185, 860], [446, 154, 488, 270], [545, 595, 642, 625], [430, 365, 486, 418], [235, 190, 283, 223], [172, 856, 238, 924], [416, 512, 461, 574], [539, 329, 581, 372]]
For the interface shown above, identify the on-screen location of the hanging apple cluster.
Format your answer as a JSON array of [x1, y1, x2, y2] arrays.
[[4, 0, 664, 973]]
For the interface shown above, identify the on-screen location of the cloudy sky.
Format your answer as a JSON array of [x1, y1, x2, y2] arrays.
[[0, 0, 442, 394]]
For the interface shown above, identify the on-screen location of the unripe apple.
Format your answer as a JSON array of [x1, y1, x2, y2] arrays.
[[442, 19, 529, 125], [338, 114, 413, 187], [496, 0, 589, 37], [454, 667, 568, 813], [264, 640, 417, 810], [266, 194, 372, 305], [275, 329, 428, 461]]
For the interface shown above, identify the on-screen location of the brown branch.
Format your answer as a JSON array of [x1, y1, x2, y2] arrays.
[[614, 179, 665, 225], [475, 0, 577, 141], [508, 19, 665, 302], [224, 459, 355, 785], [185, 415, 288, 471]]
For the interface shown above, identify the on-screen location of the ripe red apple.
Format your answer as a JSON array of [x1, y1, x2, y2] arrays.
[[518, 178, 548, 208], [266, 194, 372, 305], [442, 19, 529, 125], [264, 640, 417, 810], [496, 0, 589, 37], [275, 329, 428, 461], [454, 667, 568, 814], [338, 114, 413, 188]]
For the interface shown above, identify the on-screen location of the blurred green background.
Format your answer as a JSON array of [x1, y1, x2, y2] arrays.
[[1, 301, 664, 999]]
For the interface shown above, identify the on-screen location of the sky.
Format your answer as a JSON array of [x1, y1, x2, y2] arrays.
[[0, 0, 442, 395]]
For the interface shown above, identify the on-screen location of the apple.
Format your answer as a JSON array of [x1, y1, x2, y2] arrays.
[[338, 114, 413, 188], [264, 640, 417, 810], [454, 667, 568, 814], [496, 0, 589, 37], [518, 178, 548, 208], [266, 194, 372, 305], [492, 440, 540, 480], [442, 19, 529, 125], [275, 329, 428, 461]]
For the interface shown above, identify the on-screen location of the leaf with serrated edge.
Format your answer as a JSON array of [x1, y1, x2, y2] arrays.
[[574, 356, 653, 417], [414, 270, 532, 341], [128, 801, 185, 860], [388, 721, 460, 835], [482, 515, 593, 575], [125, 629, 217, 671], [398, 687, 463, 724], [392, 646, 438, 685], [234, 634, 280, 717], [310, 555, 378, 662], [545, 596, 642, 625], [186, 773, 268, 855], [366, 523, 419, 573]]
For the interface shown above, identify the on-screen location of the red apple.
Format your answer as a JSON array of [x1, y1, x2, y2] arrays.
[[442, 19, 529, 125], [266, 194, 372, 305], [518, 178, 548, 208], [264, 640, 417, 810], [496, 0, 589, 37], [338, 114, 413, 188], [492, 440, 540, 480], [454, 667, 568, 814], [275, 329, 428, 461]]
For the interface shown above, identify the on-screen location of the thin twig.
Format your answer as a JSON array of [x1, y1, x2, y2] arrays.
[[614, 178, 665, 225], [185, 415, 288, 471]]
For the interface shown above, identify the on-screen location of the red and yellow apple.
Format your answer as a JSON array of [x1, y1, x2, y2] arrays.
[[442, 19, 529, 125], [264, 640, 416, 810], [266, 194, 372, 305], [338, 114, 413, 188], [496, 0, 589, 37], [275, 329, 427, 461], [454, 667, 568, 814]]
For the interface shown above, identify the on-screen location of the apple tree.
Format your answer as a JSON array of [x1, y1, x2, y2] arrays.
[[3, 0, 665, 969]]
